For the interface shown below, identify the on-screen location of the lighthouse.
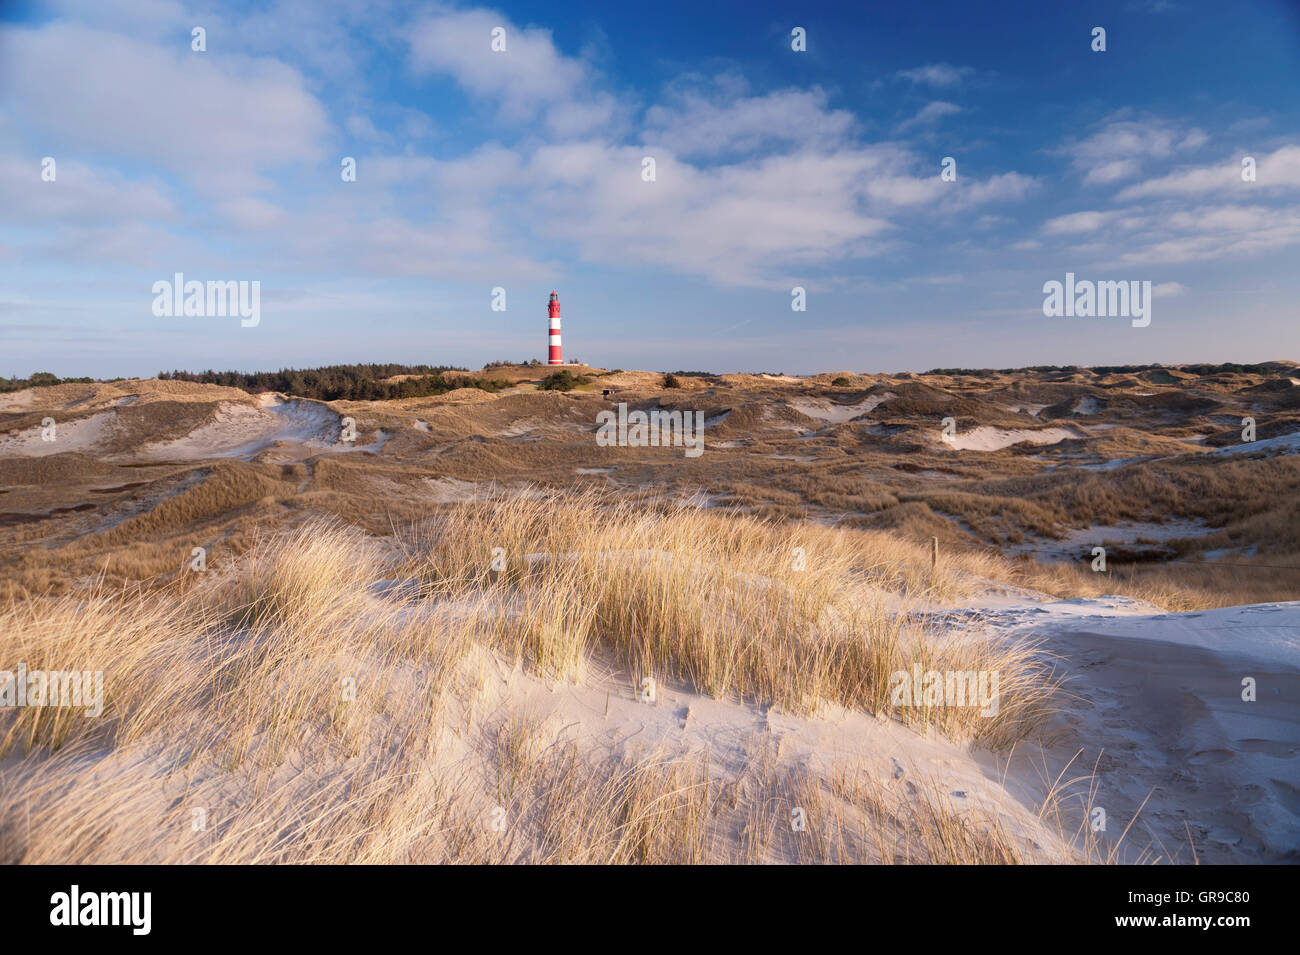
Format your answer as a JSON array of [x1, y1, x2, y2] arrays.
[[547, 291, 563, 365]]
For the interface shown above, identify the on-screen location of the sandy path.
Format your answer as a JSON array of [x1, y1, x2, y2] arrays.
[[1057, 629, 1299, 861], [963, 595, 1300, 863]]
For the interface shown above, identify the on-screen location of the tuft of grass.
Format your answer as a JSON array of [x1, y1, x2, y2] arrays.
[[395, 491, 1056, 744]]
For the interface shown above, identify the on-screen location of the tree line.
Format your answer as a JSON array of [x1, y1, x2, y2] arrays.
[[157, 364, 511, 401]]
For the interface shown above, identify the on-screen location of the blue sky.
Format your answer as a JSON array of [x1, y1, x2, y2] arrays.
[[2, 0, 1298, 377]]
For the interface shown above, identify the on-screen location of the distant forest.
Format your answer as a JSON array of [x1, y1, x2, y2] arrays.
[[157, 364, 511, 401]]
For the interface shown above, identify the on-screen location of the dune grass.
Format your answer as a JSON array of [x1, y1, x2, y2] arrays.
[[394, 491, 1056, 744], [0, 495, 1073, 864]]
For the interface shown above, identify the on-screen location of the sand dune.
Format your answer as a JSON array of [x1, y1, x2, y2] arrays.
[[1209, 430, 1300, 457], [137, 396, 344, 460], [789, 393, 894, 424], [0, 410, 116, 457], [943, 425, 1087, 452], [967, 593, 1300, 863]]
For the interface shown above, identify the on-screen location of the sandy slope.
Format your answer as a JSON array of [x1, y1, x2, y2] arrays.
[[0, 392, 359, 461], [789, 393, 894, 424], [956, 590, 1300, 863], [0, 410, 116, 457], [138, 395, 344, 460], [1209, 431, 1300, 457], [943, 425, 1088, 452], [450, 641, 1073, 862]]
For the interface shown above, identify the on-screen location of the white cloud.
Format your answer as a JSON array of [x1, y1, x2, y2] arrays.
[[1127, 0, 1177, 14], [1058, 117, 1208, 186], [39, 0, 189, 36], [217, 197, 290, 230], [0, 155, 176, 223], [1039, 121, 1300, 269], [643, 83, 854, 158], [546, 94, 622, 138], [410, 9, 584, 106], [516, 143, 896, 286], [1084, 158, 1142, 185], [897, 101, 961, 131], [28, 220, 200, 268], [1117, 145, 1300, 199], [345, 114, 386, 141], [1110, 203, 1300, 265], [0, 4, 1041, 289], [0, 22, 330, 194], [1152, 281, 1185, 297], [895, 63, 974, 87], [958, 172, 1037, 205], [395, 21, 1032, 286], [408, 8, 607, 133], [1042, 210, 1119, 234]]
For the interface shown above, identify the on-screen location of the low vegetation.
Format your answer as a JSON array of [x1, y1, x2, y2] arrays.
[[536, 370, 593, 391], [157, 365, 511, 401], [1, 372, 96, 393], [0, 496, 1077, 863]]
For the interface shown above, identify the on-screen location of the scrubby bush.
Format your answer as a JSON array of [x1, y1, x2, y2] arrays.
[[537, 370, 592, 392]]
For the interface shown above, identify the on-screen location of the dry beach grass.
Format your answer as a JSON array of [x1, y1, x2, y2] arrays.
[[0, 500, 1077, 864]]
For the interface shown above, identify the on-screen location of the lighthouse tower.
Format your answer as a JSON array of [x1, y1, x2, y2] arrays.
[[547, 291, 563, 365]]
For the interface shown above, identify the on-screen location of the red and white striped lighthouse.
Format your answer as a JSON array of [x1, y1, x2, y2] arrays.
[[547, 290, 563, 365]]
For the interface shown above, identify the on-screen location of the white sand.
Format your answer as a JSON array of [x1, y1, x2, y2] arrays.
[[0, 395, 383, 461], [1073, 397, 1102, 415], [377, 555, 1300, 863], [422, 477, 489, 502], [0, 410, 116, 456], [139, 396, 342, 460], [1004, 402, 1046, 417], [1209, 431, 1300, 458], [703, 409, 731, 427], [952, 589, 1300, 863], [1005, 518, 1213, 561], [943, 425, 1085, 452], [789, 393, 894, 424]]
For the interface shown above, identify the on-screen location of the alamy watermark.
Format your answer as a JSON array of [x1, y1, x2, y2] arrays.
[[889, 665, 1000, 717], [596, 402, 705, 458], [0, 664, 103, 717], [1042, 272, 1151, 328], [50, 885, 150, 935], [152, 273, 260, 327]]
